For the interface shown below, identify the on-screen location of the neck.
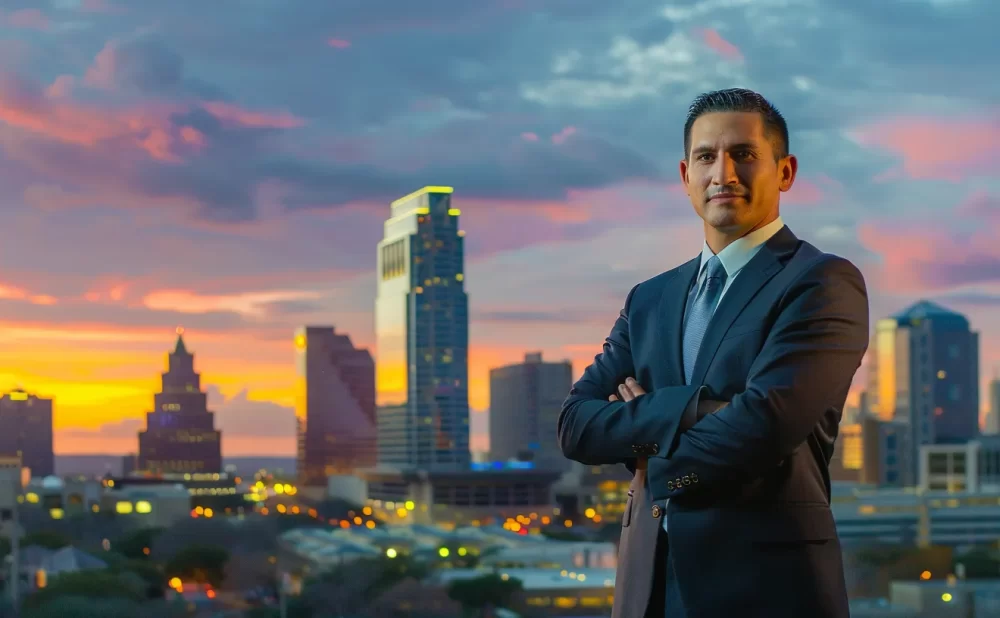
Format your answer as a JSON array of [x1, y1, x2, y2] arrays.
[[704, 212, 779, 254]]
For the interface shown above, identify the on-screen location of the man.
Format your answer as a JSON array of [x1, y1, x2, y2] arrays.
[[558, 88, 868, 618]]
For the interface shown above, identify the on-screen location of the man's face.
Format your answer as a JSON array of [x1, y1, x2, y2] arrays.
[[680, 111, 796, 236]]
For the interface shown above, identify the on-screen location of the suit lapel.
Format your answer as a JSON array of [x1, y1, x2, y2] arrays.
[[656, 257, 700, 386], [689, 226, 800, 387]]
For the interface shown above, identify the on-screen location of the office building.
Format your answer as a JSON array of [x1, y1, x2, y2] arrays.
[[374, 186, 470, 470], [860, 414, 912, 486], [294, 326, 376, 486], [986, 378, 1000, 435], [830, 422, 863, 482], [864, 301, 980, 484], [489, 352, 573, 472], [919, 436, 1000, 493], [0, 389, 54, 478], [137, 330, 222, 474]]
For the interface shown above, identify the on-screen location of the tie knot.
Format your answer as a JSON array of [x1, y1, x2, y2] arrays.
[[704, 255, 726, 281]]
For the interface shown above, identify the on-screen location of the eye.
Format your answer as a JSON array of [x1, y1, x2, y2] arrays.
[[734, 150, 754, 160], [697, 153, 714, 162]]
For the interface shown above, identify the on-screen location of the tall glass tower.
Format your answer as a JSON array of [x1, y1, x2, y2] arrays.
[[375, 186, 470, 470]]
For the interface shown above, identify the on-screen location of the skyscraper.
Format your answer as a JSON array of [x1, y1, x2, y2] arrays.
[[865, 300, 980, 485], [0, 389, 54, 478], [294, 326, 376, 485], [489, 352, 573, 472], [137, 329, 222, 475], [375, 186, 470, 470], [986, 378, 1000, 435]]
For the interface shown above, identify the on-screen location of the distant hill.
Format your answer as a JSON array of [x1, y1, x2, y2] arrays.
[[55, 455, 297, 478]]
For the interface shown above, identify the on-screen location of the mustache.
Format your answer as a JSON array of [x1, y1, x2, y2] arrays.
[[706, 187, 748, 199]]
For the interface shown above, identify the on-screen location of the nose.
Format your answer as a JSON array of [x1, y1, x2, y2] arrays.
[[710, 153, 739, 186]]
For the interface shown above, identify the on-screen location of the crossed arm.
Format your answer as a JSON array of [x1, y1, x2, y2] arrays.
[[558, 256, 869, 499]]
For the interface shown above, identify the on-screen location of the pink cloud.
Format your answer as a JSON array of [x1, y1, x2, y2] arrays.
[[327, 38, 351, 49], [79, 0, 122, 13], [851, 113, 1000, 181], [45, 75, 74, 98], [698, 28, 743, 62], [3, 9, 49, 31], [551, 126, 577, 144], [520, 131, 539, 142], [858, 219, 1000, 293], [201, 101, 305, 129]]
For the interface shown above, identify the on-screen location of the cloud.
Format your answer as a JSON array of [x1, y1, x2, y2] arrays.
[[850, 113, 1000, 181]]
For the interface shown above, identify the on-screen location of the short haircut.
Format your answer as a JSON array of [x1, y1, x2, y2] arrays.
[[683, 88, 789, 161]]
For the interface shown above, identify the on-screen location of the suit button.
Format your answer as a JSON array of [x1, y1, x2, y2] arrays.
[[666, 481, 674, 491], [631, 444, 641, 453], [648, 443, 659, 454], [682, 475, 691, 486], [651, 505, 662, 518], [691, 473, 699, 483]]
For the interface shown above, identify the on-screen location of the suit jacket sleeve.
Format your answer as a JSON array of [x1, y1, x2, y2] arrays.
[[650, 255, 869, 500], [558, 283, 703, 466]]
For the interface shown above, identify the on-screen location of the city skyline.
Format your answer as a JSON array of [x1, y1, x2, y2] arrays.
[[0, 0, 998, 456]]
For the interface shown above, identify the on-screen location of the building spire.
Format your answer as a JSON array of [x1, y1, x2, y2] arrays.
[[173, 326, 187, 355]]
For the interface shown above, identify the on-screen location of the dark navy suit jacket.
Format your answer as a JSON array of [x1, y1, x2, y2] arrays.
[[558, 226, 869, 618]]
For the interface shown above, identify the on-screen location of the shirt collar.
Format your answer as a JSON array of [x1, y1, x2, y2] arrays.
[[698, 216, 785, 278]]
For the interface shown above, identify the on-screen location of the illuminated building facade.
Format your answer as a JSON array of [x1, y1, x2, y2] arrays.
[[865, 301, 980, 485], [374, 186, 470, 470], [489, 352, 574, 472], [294, 326, 376, 486], [137, 330, 222, 474], [0, 389, 54, 478]]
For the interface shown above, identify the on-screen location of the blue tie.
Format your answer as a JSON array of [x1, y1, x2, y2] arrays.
[[682, 255, 727, 384]]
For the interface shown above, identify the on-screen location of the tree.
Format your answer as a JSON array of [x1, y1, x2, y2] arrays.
[[447, 574, 523, 617], [954, 548, 1000, 578], [115, 527, 165, 560], [22, 571, 147, 610], [21, 531, 72, 550], [163, 544, 230, 588]]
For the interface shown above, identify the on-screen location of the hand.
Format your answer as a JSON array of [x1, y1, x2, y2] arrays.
[[608, 377, 646, 403]]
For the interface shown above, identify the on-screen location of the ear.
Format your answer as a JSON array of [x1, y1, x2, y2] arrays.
[[778, 154, 798, 193], [679, 159, 690, 195]]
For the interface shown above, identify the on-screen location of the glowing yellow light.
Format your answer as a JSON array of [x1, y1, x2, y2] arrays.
[[116, 501, 133, 514], [204, 508, 214, 518], [391, 186, 454, 208], [294, 334, 306, 349], [274, 484, 284, 494], [942, 593, 953, 602], [366, 520, 375, 529], [386, 548, 397, 558], [564, 519, 573, 527], [455, 273, 464, 281], [362, 506, 372, 516], [276, 504, 287, 514], [135, 501, 152, 514], [353, 516, 362, 525], [584, 508, 596, 518], [448, 208, 461, 216], [176, 326, 184, 335], [195, 506, 204, 515], [458, 547, 467, 556], [9, 391, 27, 401], [169, 577, 182, 589], [25, 492, 39, 504], [49, 508, 64, 520], [396, 508, 407, 517], [921, 571, 932, 580], [415, 207, 430, 214], [438, 547, 450, 557]]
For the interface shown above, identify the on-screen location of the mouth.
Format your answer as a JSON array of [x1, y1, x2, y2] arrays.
[[709, 193, 744, 202]]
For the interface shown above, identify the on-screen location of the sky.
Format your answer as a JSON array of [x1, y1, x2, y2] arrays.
[[0, 0, 998, 457]]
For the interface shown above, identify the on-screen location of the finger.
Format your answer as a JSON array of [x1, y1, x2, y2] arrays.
[[625, 377, 646, 396], [609, 394, 618, 402], [618, 383, 634, 402]]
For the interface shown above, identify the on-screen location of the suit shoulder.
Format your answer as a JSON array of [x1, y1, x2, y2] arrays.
[[791, 242, 864, 279]]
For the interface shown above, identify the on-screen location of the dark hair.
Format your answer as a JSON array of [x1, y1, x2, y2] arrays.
[[683, 88, 789, 161]]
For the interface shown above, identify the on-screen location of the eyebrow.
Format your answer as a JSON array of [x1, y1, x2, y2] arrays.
[[691, 143, 758, 156]]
